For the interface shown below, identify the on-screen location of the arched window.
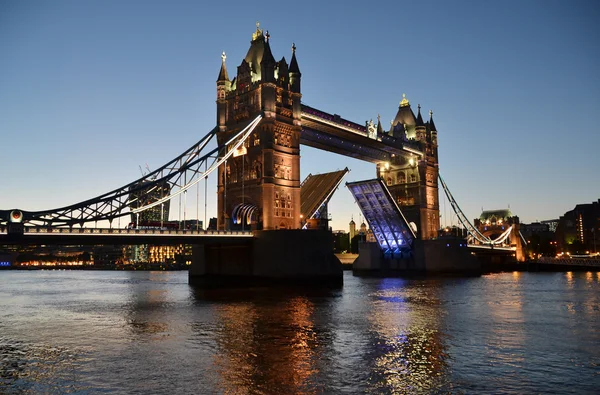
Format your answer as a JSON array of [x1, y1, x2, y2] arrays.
[[398, 172, 406, 183], [387, 177, 392, 186], [410, 174, 417, 183]]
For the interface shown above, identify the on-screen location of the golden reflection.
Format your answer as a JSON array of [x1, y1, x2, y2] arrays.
[[586, 271, 593, 283], [366, 280, 448, 393], [125, 274, 171, 340], [211, 295, 318, 394], [566, 271, 574, 288], [484, 273, 525, 359]]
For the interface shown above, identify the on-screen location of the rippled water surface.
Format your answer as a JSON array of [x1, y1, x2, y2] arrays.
[[1, 270, 599, 394]]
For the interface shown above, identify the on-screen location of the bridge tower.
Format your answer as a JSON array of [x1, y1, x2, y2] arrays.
[[377, 96, 440, 239], [216, 24, 302, 231]]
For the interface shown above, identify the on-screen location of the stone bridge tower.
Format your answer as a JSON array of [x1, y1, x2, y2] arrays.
[[376, 95, 440, 239], [216, 24, 302, 231]]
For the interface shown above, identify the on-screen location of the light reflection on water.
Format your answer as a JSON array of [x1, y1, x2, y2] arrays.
[[0, 270, 599, 394]]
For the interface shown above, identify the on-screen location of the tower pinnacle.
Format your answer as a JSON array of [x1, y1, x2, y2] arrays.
[[429, 110, 437, 131], [252, 21, 263, 41], [400, 93, 410, 107], [217, 51, 229, 82]]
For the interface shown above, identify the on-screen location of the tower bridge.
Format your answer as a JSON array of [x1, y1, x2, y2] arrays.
[[0, 24, 521, 281], [215, 24, 440, 239]]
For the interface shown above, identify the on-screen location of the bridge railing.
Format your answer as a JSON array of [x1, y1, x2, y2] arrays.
[[0, 226, 253, 237], [538, 256, 600, 267]]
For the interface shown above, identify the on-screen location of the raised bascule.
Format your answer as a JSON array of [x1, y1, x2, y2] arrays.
[[0, 24, 525, 282]]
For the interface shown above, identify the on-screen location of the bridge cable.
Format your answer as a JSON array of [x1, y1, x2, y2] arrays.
[[438, 174, 492, 244]]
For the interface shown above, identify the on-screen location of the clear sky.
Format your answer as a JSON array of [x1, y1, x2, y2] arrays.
[[1, 0, 599, 231]]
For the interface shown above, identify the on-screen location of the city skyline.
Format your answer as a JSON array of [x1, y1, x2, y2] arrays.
[[1, 1, 599, 231]]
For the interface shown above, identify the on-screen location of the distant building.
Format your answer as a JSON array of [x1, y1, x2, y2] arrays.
[[129, 180, 170, 225], [332, 230, 349, 253], [359, 222, 367, 235], [208, 217, 218, 230], [349, 218, 356, 245], [540, 219, 558, 232], [365, 228, 376, 243], [556, 199, 600, 253], [521, 222, 551, 237], [124, 244, 191, 265]]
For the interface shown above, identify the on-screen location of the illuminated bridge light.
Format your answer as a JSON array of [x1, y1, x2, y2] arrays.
[[346, 179, 415, 257]]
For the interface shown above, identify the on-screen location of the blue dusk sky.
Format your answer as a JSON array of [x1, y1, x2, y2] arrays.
[[1, 0, 599, 231]]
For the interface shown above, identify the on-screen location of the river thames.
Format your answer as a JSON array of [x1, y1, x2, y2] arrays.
[[1, 270, 598, 394]]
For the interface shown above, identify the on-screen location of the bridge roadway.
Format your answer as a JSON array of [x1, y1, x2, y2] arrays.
[[0, 227, 253, 246]]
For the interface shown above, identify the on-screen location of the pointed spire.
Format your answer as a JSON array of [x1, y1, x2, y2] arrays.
[[261, 31, 276, 82], [377, 114, 383, 134], [416, 104, 425, 126], [289, 42, 300, 73], [262, 31, 276, 65], [217, 51, 229, 82], [429, 109, 437, 131]]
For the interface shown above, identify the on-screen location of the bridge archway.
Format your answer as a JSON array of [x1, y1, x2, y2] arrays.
[[231, 203, 258, 230]]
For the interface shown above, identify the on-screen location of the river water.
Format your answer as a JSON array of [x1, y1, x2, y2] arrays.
[[0, 270, 598, 394]]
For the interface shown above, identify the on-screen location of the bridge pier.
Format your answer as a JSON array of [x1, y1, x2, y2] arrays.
[[353, 237, 480, 276], [189, 229, 343, 287]]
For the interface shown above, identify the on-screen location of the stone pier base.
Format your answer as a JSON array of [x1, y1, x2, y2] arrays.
[[353, 237, 480, 276], [189, 230, 343, 287]]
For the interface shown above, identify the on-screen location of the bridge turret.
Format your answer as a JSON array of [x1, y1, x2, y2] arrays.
[[260, 31, 276, 83], [427, 110, 439, 164], [415, 104, 426, 142], [289, 43, 301, 94], [376, 114, 384, 135], [391, 94, 416, 139], [216, 52, 231, 130]]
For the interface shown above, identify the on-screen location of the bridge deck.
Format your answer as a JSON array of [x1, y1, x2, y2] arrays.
[[0, 227, 252, 246], [300, 168, 348, 221]]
